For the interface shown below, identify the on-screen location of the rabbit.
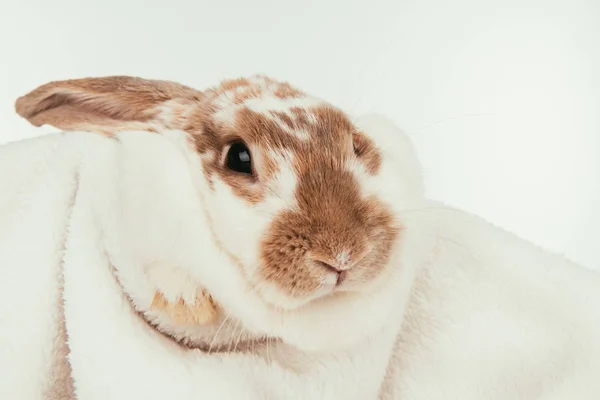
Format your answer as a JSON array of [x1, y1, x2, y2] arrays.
[[11, 75, 421, 399], [12, 75, 600, 400]]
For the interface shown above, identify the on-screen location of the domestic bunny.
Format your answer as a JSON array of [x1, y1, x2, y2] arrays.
[[7, 75, 421, 399]]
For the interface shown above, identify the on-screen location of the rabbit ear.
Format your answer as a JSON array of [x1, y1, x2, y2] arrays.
[[15, 76, 203, 135]]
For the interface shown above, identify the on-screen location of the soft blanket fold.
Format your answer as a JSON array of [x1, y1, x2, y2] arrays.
[[0, 133, 80, 399]]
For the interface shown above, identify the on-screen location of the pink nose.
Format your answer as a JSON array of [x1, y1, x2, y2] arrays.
[[314, 260, 347, 285], [315, 259, 344, 272], [310, 254, 355, 285]]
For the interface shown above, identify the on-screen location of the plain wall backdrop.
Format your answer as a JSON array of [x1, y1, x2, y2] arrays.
[[0, 0, 598, 268]]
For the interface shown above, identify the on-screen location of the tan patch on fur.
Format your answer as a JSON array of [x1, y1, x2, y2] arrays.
[[270, 111, 296, 130], [273, 82, 303, 99], [233, 85, 264, 104], [289, 107, 316, 126], [150, 290, 218, 325], [216, 77, 251, 92], [210, 75, 303, 103]]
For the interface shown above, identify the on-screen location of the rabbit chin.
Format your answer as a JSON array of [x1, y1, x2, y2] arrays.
[[249, 265, 390, 311], [252, 275, 339, 311]]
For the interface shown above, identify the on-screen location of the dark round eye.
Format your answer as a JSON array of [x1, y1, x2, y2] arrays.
[[226, 141, 253, 175]]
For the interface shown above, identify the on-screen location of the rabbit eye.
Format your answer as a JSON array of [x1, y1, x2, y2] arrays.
[[226, 141, 253, 175]]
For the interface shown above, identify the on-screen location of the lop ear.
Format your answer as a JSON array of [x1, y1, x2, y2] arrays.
[[14, 76, 203, 135]]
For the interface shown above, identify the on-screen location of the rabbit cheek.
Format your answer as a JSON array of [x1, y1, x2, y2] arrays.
[[258, 219, 324, 300]]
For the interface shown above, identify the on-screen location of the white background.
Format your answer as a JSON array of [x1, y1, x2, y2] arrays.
[[0, 0, 598, 269]]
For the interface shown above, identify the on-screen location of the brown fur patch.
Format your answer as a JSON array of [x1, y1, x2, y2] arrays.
[[233, 86, 264, 104], [150, 290, 218, 325], [289, 107, 314, 126], [273, 82, 303, 99], [218, 76, 301, 97], [215, 77, 251, 92], [259, 169, 400, 298], [210, 76, 303, 105], [270, 111, 296, 130]]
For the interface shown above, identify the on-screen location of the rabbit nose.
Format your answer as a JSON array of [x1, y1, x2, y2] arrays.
[[310, 251, 365, 285], [311, 253, 349, 271], [313, 260, 347, 285]]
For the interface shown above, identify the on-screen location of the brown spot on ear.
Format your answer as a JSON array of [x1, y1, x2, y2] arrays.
[[150, 290, 218, 325]]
